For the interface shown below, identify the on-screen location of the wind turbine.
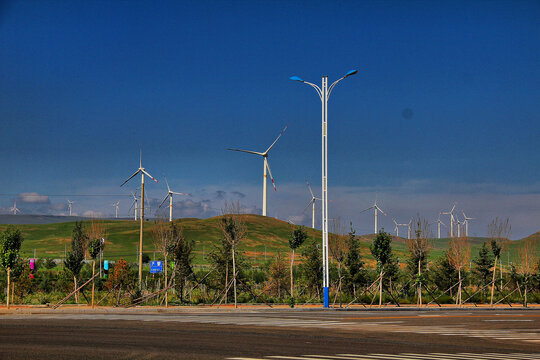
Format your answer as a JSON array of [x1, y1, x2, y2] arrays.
[[441, 202, 457, 237], [111, 201, 120, 218], [462, 211, 475, 237], [392, 218, 408, 237], [407, 219, 413, 240], [10, 201, 21, 215], [435, 213, 447, 239], [303, 181, 321, 229], [360, 199, 387, 234], [159, 177, 190, 222], [227, 125, 288, 217], [128, 191, 139, 221], [67, 199, 75, 216], [120, 149, 158, 287]]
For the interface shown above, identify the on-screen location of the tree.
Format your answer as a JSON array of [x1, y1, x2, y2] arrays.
[[406, 216, 432, 306], [265, 251, 289, 299], [344, 223, 365, 297], [0, 226, 24, 309], [171, 222, 194, 303], [447, 236, 470, 306], [487, 217, 510, 306], [300, 238, 322, 299], [288, 225, 307, 299], [473, 242, 494, 293], [370, 229, 394, 307], [431, 251, 459, 297], [329, 218, 347, 305], [64, 221, 87, 303], [516, 237, 538, 307], [87, 220, 106, 308]]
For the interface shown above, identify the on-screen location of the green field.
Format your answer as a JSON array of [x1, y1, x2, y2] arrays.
[[0, 215, 537, 267]]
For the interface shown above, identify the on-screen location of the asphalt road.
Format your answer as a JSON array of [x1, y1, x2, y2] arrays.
[[1, 309, 539, 359]]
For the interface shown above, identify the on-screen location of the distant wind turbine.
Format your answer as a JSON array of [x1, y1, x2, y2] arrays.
[[441, 202, 457, 237], [128, 191, 139, 221], [120, 148, 158, 287], [435, 213, 447, 239], [10, 201, 21, 215], [67, 199, 75, 216], [227, 125, 288, 217], [159, 177, 190, 222], [392, 218, 408, 237], [303, 181, 321, 229], [111, 201, 120, 218], [360, 198, 387, 234], [462, 211, 474, 237]]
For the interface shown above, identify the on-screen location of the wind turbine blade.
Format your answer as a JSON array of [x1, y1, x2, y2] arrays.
[[165, 177, 171, 192], [172, 192, 190, 196], [306, 180, 315, 198], [451, 202, 456, 213], [302, 199, 314, 213], [141, 169, 159, 183], [266, 161, 277, 191], [121, 169, 141, 186], [128, 199, 136, 212], [375, 205, 387, 216], [227, 148, 264, 156], [264, 124, 288, 154], [158, 194, 170, 208], [359, 206, 374, 214]]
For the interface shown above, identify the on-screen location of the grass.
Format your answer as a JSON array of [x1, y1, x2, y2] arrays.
[[0, 216, 537, 267]]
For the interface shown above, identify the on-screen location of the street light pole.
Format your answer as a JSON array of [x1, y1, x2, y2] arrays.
[[290, 70, 357, 308]]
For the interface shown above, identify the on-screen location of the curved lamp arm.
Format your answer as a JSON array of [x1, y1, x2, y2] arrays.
[[290, 76, 323, 101]]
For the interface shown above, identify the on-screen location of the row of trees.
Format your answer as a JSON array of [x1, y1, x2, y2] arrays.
[[1, 213, 539, 307]]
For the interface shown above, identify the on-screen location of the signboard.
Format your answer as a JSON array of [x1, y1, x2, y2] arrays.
[[150, 260, 163, 274]]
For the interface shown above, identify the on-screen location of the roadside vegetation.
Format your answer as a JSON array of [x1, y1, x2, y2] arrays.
[[0, 216, 539, 307]]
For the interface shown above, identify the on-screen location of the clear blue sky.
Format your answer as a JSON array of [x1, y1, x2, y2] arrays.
[[0, 1, 538, 239]]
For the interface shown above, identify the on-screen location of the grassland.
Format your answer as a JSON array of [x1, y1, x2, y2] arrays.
[[0, 215, 537, 267]]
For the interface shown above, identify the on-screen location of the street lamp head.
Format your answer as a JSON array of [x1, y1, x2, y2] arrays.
[[344, 69, 358, 78], [289, 76, 304, 82]]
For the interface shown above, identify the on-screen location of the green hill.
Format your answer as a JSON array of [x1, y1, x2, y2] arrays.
[[0, 215, 537, 267]]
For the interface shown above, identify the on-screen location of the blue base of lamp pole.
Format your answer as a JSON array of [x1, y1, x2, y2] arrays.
[[323, 286, 329, 308]]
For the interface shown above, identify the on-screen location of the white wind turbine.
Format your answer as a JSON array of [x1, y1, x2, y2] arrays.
[[67, 199, 75, 216], [392, 218, 408, 238], [462, 211, 475, 237], [435, 213, 447, 239], [120, 149, 159, 287], [10, 201, 21, 215], [360, 199, 387, 234], [159, 177, 190, 222], [303, 181, 322, 229], [227, 125, 288, 217], [111, 201, 120, 218], [441, 202, 457, 237], [407, 219, 413, 240], [128, 191, 139, 221]]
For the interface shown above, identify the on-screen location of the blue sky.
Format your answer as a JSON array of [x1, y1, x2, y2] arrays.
[[0, 1, 538, 239]]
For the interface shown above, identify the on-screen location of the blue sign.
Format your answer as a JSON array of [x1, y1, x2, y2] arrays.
[[150, 261, 163, 273]]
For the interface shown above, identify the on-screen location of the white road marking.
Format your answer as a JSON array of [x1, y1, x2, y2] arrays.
[[483, 319, 533, 322]]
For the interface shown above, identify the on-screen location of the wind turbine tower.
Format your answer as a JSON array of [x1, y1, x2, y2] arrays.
[[120, 149, 158, 287], [392, 218, 408, 238], [360, 199, 386, 234], [304, 181, 321, 229], [159, 177, 190, 222], [227, 125, 287, 217], [436, 213, 446, 239], [129, 191, 139, 221], [462, 211, 475, 237]]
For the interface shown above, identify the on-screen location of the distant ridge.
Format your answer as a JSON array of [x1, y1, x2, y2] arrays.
[[0, 214, 132, 225]]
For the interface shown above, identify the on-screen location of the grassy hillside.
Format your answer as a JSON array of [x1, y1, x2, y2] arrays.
[[0, 216, 537, 267]]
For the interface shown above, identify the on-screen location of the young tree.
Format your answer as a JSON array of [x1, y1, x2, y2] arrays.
[[487, 217, 510, 306], [87, 220, 106, 308], [370, 230, 394, 307], [64, 221, 87, 303], [473, 242, 494, 294], [0, 226, 24, 309], [431, 250, 459, 296], [447, 236, 470, 306], [517, 237, 539, 307], [152, 219, 182, 306], [329, 218, 347, 305], [406, 216, 432, 306], [219, 201, 246, 308], [288, 225, 307, 299], [171, 222, 194, 303], [344, 223, 365, 297], [300, 238, 323, 299], [265, 251, 289, 299]]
